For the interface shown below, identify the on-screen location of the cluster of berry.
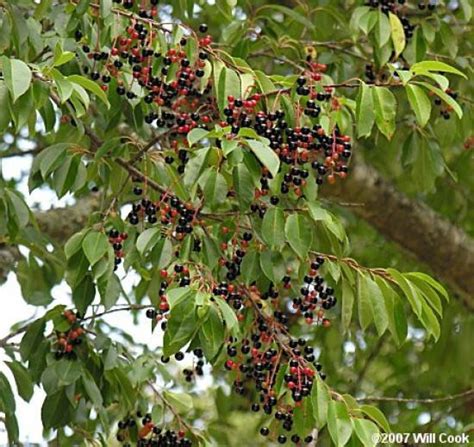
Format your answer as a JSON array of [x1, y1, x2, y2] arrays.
[[117, 412, 191, 446], [54, 310, 85, 359], [108, 228, 128, 270], [127, 186, 195, 239]]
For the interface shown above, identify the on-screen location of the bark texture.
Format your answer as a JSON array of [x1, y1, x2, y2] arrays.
[[0, 196, 100, 283], [323, 159, 474, 308]]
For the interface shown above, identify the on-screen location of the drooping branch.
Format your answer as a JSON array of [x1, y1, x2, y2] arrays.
[[323, 158, 474, 309]]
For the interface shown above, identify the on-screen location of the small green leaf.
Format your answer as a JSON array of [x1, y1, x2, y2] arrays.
[[199, 306, 225, 361], [72, 274, 95, 314], [261, 207, 285, 249], [20, 318, 45, 361], [1, 57, 32, 102], [411, 60, 466, 79], [187, 128, 209, 146], [375, 10, 391, 47], [163, 293, 199, 357], [217, 67, 241, 112], [215, 298, 239, 334], [137, 228, 162, 256], [389, 12, 406, 57], [82, 231, 109, 266], [405, 84, 432, 126], [372, 87, 397, 139], [357, 273, 373, 331], [163, 391, 193, 414], [405, 272, 448, 301], [285, 214, 312, 258], [387, 268, 422, 316], [416, 81, 462, 119], [246, 139, 280, 177], [312, 379, 330, 429], [39, 143, 70, 178], [353, 418, 379, 447], [201, 168, 228, 210], [327, 400, 353, 447], [82, 371, 103, 407], [360, 405, 391, 433], [356, 82, 375, 138], [341, 280, 355, 332], [100, 0, 112, 18], [67, 74, 110, 107], [6, 361, 33, 402]]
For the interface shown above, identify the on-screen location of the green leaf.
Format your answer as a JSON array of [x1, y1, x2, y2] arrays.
[[246, 139, 280, 178], [389, 12, 406, 57], [407, 275, 442, 316], [5, 361, 33, 402], [1, 57, 32, 102], [187, 128, 209, 146], [375, 10, 391, 47], [5, 189, 30, 229], [215, 298, 239, 334], [233, 163, 255, 211], [0, 371, 15, 412], [261, 207, 285, 249], [163, 391, 193, 414], [327, 400, 353, 447], [312, 379, 330, 429], [366, 274, 389, 336], [416, 81, 462, 119], [41, 388, 73, 429], [260, 250, 286, 283], [201, 168, 228, 210], [54, 359, 82, 386], [240, 249, 261, 285], [420, 299, 441, 340], [99, 273, 122, 309], [72, 274, 95, 314], [372, 87, 397, 139], [199, 306, 225, 361], [184, 147, 210, 189], [20, 318, 45, 361], [285, 214, 312, 258], [82, 371, 103, 407], [67, 74, 110, 107], [100, 0, 112, 17], [405, 272, 448, 301], [137, 228, 162, 256], [163, 293, 199, 357], [360, 405, 391, 433], [0, 81, 11, 131], [411, 60, 466, 79], [356, 83, 375, 138], [217, 67, 241, 112], [152, 238, 173, 269], [65, 231, 87, 259], [39, 143, 70, 178], [405, 84, 432, 126], [357, 273, 373, 331], [376, 277, 407, 346], [387, 268, 422, 316], [341, 280, 355, 332], [258, 4, 315, 29], [353, 418, 379, 447], [82, 231, 109, 266]]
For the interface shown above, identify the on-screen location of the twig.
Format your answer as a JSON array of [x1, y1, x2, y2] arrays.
[[356, 389, 474, 404]]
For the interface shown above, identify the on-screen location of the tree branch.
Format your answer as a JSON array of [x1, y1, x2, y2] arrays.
[[357, 389, 474, 404], [323, 158, 474, 309]]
